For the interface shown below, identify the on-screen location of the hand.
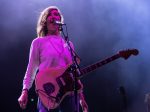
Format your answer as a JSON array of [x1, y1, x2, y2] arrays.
[[79, 93, 88, 112], [18, 90, 28, 109]]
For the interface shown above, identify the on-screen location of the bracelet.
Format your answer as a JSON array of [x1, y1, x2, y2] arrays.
[[22, 89, 29, 93]]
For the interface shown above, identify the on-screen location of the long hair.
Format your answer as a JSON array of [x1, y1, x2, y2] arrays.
[[36, 6, 64, 37]]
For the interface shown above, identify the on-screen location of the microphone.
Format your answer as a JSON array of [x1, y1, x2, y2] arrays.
[[54, 21, 66, 25]]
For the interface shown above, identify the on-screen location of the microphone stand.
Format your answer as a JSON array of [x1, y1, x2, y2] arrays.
[[119, 86, 128, 112], [59, 24, 81, 112]]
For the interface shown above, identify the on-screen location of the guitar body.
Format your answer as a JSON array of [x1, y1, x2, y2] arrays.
[[35, 67, 83, 110]]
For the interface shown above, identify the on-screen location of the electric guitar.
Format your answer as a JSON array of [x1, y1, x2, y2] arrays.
[[35, 49, 139, 110]]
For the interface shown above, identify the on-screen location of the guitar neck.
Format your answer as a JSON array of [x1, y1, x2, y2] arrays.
[[78, 53, 121, 78]]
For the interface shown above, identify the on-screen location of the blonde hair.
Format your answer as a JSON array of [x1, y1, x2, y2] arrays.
[[36, 6, 64, 37]]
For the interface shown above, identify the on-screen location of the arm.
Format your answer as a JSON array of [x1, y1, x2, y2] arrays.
[[18, 38, 40, 109], [79, 92, 89, 112], [77, 80, 88, 112], [70, 41, 88, 111]]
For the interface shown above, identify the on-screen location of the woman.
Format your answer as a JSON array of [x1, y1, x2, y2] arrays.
[[18, 6, 88, 112]]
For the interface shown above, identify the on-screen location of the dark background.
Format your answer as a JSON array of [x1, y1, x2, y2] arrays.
[[0, 0, 150, 112]]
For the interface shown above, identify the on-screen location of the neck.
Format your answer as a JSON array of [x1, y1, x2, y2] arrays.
[[47, 30, 60, 36]]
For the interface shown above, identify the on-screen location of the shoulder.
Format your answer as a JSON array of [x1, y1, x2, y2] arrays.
[[69, 40, 73, 45], [32, 37, 43, 43], [69, 40, 74, 47], [31, 37, 47, 46]]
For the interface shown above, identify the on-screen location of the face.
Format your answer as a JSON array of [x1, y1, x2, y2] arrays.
[[46, 9, 61, 34]]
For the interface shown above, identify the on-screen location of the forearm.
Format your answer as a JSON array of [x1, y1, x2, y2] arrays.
[[79, 92, 88, 112], [79, 92, 85, 101]]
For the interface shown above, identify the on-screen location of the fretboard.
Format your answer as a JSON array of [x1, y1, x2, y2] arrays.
[[78, 53, 120, 78]]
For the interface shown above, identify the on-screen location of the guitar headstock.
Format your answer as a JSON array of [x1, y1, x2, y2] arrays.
[[119, 49, 139, 59]]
